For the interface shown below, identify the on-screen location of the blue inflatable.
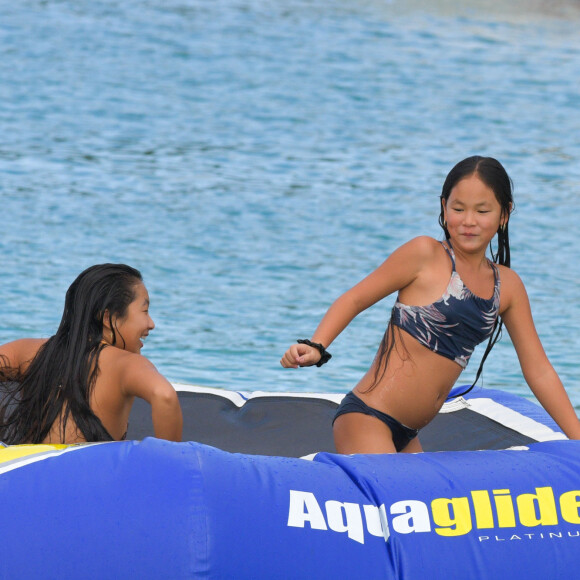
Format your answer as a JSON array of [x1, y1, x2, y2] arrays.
[[1, 386, 579, 579]]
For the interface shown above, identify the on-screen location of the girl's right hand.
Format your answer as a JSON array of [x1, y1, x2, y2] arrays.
[[280, 343, 321, 368]]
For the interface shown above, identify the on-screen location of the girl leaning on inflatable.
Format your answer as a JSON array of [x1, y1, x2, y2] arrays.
[[0, 264, 182, 444]]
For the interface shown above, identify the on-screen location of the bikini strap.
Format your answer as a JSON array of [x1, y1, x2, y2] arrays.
[[440, 240, 456, 272], [488, 260, 500, 288]]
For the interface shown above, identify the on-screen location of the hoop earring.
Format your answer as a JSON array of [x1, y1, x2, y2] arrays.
[[443, 219, 447, 228], [499, 223, 506, 233]]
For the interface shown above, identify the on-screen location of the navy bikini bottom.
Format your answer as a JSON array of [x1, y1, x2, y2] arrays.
[[333, 391, 419, 452]]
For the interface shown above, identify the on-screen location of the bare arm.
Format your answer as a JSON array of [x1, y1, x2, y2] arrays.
[[121, 356, 183, 442], [501, 269, 580, 439], [280, 237, 437, 368]]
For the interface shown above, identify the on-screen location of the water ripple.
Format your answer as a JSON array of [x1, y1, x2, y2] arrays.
[[1, 0, 580, 412]]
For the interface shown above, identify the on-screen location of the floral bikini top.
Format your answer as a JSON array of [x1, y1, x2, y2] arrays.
[[391, 241, 500, 369]]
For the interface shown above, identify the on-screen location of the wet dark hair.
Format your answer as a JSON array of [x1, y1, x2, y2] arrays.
[[368, 156, 513, 396], [0, 264, 143, 444], [441, 156, 513, 396]]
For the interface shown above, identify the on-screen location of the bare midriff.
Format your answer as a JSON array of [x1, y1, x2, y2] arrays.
[[353, 327, 463, 430]]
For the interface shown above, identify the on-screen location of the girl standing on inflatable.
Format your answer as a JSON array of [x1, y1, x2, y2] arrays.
[[0, 264, 182, 444], [281, 156, 580, 454]]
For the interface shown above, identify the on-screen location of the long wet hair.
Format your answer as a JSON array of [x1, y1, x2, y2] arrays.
[[0, 264, 143, 444], [368, 156, 513, 395]]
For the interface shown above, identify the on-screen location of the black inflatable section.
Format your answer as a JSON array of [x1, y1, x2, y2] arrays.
[[128, 392, 339, 456], [127, 389, 539, 456], [420, 410, 535, 451]]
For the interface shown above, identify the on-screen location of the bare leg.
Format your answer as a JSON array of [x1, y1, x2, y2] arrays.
[[333, 413, 397, 454], [401, 436, 422, 453]]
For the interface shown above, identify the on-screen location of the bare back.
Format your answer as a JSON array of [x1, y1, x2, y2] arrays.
[[41, 346, 135, 443], [1, 338, 181, 444]]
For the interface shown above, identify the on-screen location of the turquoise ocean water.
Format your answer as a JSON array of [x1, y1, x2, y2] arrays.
[[1, 0, 580, 413]]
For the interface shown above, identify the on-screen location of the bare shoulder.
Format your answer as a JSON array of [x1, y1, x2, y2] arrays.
[[402, 236, 442, 256], [391, 236, 443, 266], [102, 347, 157, 378], [383, 236, 444, 279], [0, 338, 47, 368], [496, 265, 526, 292], [496, 265, 529, 312], [103, 348, 171, 399]]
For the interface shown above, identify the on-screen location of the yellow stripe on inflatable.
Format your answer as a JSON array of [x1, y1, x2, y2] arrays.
[[0, 442, 100, 475], [0, 443, 71, 465]]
